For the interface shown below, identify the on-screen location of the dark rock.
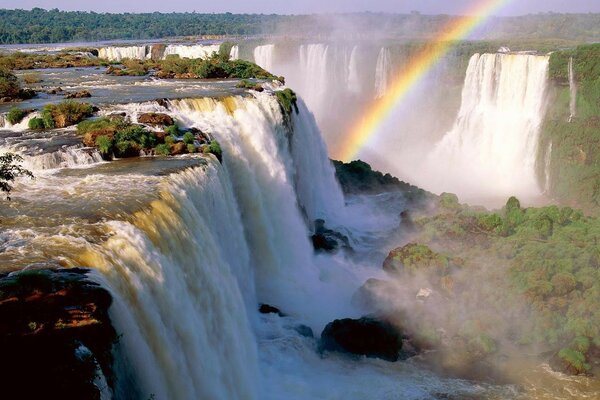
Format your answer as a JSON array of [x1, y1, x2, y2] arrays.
[[0, 268, 117, 399], [64, 90, 92, 99], [351, 278, 397, 313], [138, 112, 174, 126], [259, 303, 286, 317], [320, 317, 403, 361], [295, 324, 314, 338], [47, 87, 64, 95], [311, 219, 352, 253], [170, 142, 187, 155], [156, 98, 170, 109]]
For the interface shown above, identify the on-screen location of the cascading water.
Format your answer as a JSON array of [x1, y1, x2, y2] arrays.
[[80, 162, 259, 400], [374, 47, 392, 98], [162, 44, 220, 59], [297, 44, 331, 113], [229, 45, 239, 60], [568, 57, 577, 122], [253, 45, 275, 72], [425, 53, 550, 200], [347, 46, 361, 94], [98, 46, 148, 61]]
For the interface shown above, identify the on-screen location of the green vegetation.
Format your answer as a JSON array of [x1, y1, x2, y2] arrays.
[[236, 79, 264, 91], [333, 159, 433, 205], [0, 68, 21, 99], [406, 196, 600, 374], [275, 88, 298, 116], [155, 53, 279, 80], [27, 117, 44, 130], [6, 107, 27, 124], [0, 51, 105, 70], [541, 43, 600, 213], [0, 9, 598, 44], [40, 101, 94, 128], [206, 140, 222, 162], [182, 132, 195, 144], [154, 144, 170, 156], [0, 153, 33, 200], [106, 59, 148, 76], [218, 41, 236, 58]]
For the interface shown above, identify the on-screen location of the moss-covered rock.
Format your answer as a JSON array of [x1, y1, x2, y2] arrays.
[[383, 243, 451, 276]]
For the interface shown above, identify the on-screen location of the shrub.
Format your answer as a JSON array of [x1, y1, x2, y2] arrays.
[[95, 135, 113, 156], [41, 110, 55, 129], [275, 88, 298, 115], [43, 101, 93, 128], [208, 140, 222, 162], [77, 117, 126, 135], [0, 68, 20, 98], [165, 125, 179, 137], [187, 144, 196, 153], [182, 132, 194, 144], [6, 107, 26, 125], [154, 143, 170, 156], [114, 140, 138, 158], [164, 135, 175, 145], [28, 117, 45, 130], [22, 72, 41, 84]]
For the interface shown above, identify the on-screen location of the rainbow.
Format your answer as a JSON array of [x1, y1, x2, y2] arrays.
[[336, 0, 510, 161]]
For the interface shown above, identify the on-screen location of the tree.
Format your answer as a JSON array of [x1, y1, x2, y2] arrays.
[[0, 153, 33, 200]]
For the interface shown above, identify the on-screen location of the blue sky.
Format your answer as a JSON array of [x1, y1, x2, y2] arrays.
[[2, 0, 600, 15]]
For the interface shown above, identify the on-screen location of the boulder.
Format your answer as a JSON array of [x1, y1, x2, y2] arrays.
[[258, 303, 286, 317], [0, 268, 116, 399], [351, 278, 397, 313], [82, 128, 115, 147], [138, 112, 174, 126], [320, 317, 402, 361], [64, 90, 92, 99], [170, 142, 187, 155], [311, 219, 352, 253], [383, 243, 450, 276]]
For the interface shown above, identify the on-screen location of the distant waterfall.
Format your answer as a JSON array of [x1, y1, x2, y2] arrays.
[[568, 57, 577, 122], [253, 45, 275, 72], [98, 46, 148, 61], [298, 44, 330, 113], [544, 141, 553, 193], [229, 45, 239, 60], [374, 47, 392, 98], [163, 44, 220, 59], [347, 46, 361, 94], [429, 53, 550, 199]]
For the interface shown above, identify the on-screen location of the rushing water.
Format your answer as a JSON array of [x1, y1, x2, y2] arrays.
[[1, 56, 597, 399]]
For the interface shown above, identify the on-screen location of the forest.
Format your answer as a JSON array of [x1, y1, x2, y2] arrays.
[[0, 8, 599, 44]]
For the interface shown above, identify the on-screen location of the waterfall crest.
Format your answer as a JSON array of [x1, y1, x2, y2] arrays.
[[253, 45, 275, 72], [374, 47, 392, 98], [80, 162, 259, 400]]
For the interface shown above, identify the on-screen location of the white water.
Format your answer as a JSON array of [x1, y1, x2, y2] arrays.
[[374, 47, 392, 98], [229, 45, 239, 60], [253, 45, 275, 72], [347, 46, 362, 94], [163, 44, 220, 59], [87, 163, 259, 400], [423, 53, 550, 200], [544, 141, 553, 193], [98, 46, 148, 61], [568, 57, 577, 122]]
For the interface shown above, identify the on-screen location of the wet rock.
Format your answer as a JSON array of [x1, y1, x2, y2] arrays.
[[170, 141, 187, 155], [320, 317, 403, 361], [64, 89, 92, 99], [311, 219, 352, 253], [47, 87, 64, 94], [295, 324, 314, 338], [259, 303, 286, 317], [82, 128, 115, 147], [351, 278, 397, 313], [0, 268, 117, 399], [138, 112, 174, 126]]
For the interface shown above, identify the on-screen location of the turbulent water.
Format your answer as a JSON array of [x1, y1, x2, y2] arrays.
[[1, 47, 596, 399], [97, 44, 220, 61]]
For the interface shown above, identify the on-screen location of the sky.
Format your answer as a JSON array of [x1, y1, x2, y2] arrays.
[[2, 0, 600, 16]]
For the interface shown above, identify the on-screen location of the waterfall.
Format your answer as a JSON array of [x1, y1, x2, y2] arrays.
[[253, 45, 275, 72], [162, 44, 220, 59], [428, 53, 550, 199], [97, 46, 148, 61], [347, 46, 361, 94], [80, 162, 258, 400], [568, 57, 577, 122], [298, 44, 330, 115], [229, 45, 239, 60], [374, 47, 392, 98]]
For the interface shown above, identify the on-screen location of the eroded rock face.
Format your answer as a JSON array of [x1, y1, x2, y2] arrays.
[[138, 112, 174, 126], [319, 317, 402, 361], [0, 268, 117, 399]]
